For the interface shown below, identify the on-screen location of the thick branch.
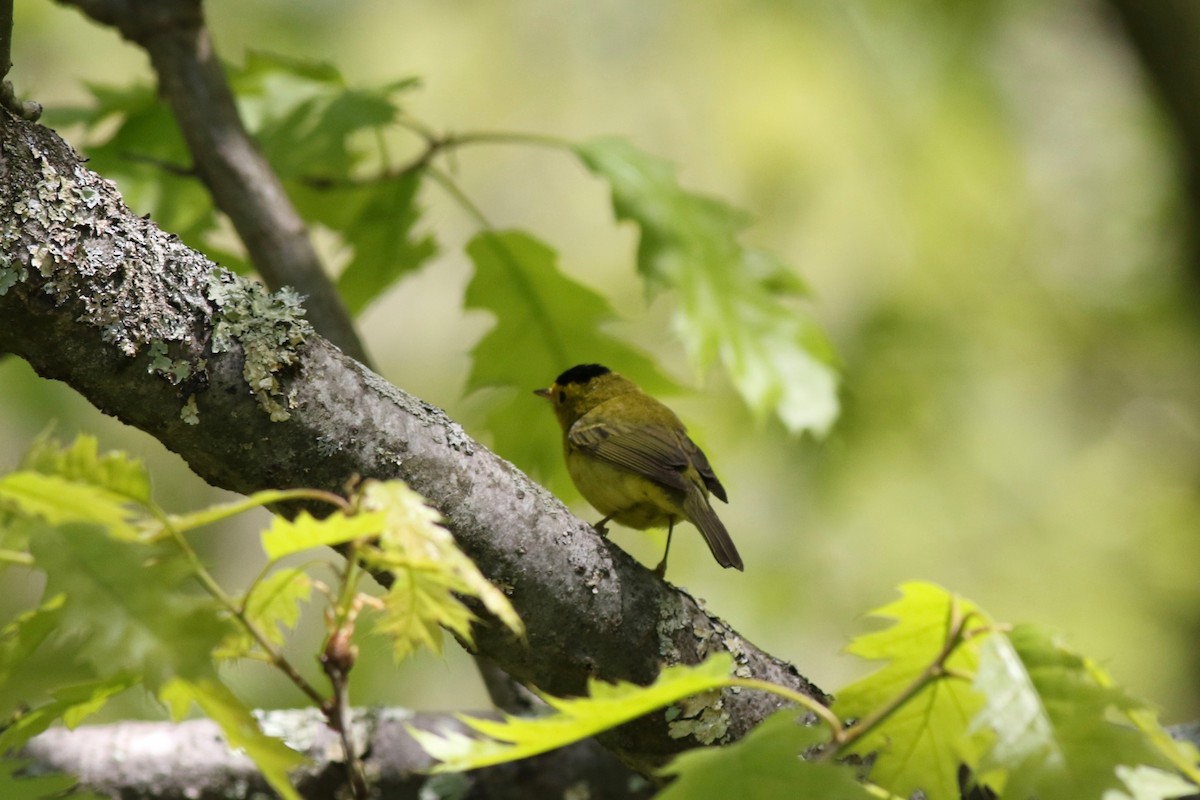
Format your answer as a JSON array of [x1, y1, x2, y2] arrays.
[[57, 0, 369, 363], [0, 111, 825, 774], [19, 709, 653, 800]]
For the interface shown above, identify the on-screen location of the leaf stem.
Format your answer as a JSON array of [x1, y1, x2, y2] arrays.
[[165, 487, 350, 534], [727, 677, 843, 735], [152, 506, 328, 709]]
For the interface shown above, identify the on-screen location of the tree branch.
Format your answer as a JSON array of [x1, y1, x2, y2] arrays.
[[56, 0, 369, 364], [0, 110, 826, 776], [18, 708, 655, 800]]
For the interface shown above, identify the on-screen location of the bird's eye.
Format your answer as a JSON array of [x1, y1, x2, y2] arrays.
[[557, 390, 566, 403]]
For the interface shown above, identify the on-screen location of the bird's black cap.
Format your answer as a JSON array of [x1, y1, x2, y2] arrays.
[[555, 364, 610, 386]]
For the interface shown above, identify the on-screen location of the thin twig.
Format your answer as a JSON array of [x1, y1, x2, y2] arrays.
[[300, 128, 570, 189], [320, 556, 369, 800]]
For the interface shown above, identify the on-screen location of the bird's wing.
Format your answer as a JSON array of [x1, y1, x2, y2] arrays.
[[567, 418, 694, 495], [679, 436, 727, 503]]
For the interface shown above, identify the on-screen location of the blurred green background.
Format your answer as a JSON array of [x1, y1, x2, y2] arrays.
[[5, 0, 1200, 723]]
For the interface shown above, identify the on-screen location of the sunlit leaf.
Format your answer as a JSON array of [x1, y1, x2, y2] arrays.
[[832, 582, 991, 800], [575, 137, 839, 436], [411, 654, 734, 771], [359, 480, 522, 642], [160, 677, 305, 800], [0, 473, 142, 541], [659, 710, 871, 800], [20, 435, 151, 505], [260, 509, 385, 560], [1106, 765, 1199, 800], [375, 567, 476, 661]]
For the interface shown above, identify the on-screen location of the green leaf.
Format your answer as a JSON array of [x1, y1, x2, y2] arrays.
[[0, 758, 107, 800], [0, 590, 102, 724], [374, 567, 476, 661], [217, 568, 313, 659], [659, 710, 872, 800], [0, 473, 142, 542], [0, 596, 65, 695], [230, 52, 413, 180], [160, 677, 305, 800], [463, 229, 673, 484], [58, 56, 423, 280], [411, 654, 734, 771], [575, 137, 839, 436], [0, 675, 137, 755], [360, 480, 523, 648], [832, 582, 991, 800], [20, 435, 151, 505], [260, 509, 385, 560], [969, 624, 1176, 800], [28, 523, 232, 689], [327, 173, 437, 316]]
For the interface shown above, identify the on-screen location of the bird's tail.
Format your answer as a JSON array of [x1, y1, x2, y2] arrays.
[[683, 487, 744, 571]]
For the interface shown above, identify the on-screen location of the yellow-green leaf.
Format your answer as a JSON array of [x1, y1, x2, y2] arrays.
[[361, 480, 523, 641], [375, 567, 476, 661], [164, 489, 316, 534], [0, 472, 142, 541], [260, 509, 385, 560], [411, 654, 735, 771], [20, 434, 151, 506], [833, 582, 991, 800]]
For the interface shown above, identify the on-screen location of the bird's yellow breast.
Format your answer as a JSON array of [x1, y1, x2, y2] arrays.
[[564, 445, 679, 530]]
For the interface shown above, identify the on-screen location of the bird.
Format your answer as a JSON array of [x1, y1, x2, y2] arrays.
[[534, 363, 743, 576]]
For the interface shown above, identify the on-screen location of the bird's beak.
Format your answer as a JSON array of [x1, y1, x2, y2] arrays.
[[533, 387, 551, 398]]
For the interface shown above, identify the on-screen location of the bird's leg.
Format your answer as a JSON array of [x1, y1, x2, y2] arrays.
[[593, 512, 616, 537], [653, 519, 675, 578]]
